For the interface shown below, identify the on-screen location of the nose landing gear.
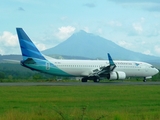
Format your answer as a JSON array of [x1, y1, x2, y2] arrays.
[[143, 77, 146, 82]]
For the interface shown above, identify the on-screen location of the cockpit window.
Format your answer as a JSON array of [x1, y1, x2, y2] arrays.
[[151, 66, 155, 68]]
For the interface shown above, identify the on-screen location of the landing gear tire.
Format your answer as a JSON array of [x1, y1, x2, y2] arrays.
[[143, 77, 146, 82], [93, 78, 100, 83], [81, 78, 87, 82]]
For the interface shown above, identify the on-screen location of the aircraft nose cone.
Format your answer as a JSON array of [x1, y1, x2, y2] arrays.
[[155, 68, 159, 74]]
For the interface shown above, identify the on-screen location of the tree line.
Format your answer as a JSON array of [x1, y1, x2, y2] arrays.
[[0, 63, 58, 82]]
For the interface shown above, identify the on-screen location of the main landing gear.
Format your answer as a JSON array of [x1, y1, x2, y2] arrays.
[[143, 77, 146, 82], [81, 77, 88, 82], [93, 77, 100, 82], [81, 77, 100, 83]]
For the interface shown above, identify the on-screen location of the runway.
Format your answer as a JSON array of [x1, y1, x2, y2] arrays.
[[0, 81, 160, 86]]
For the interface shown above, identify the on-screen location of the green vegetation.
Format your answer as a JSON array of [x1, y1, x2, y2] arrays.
[[0, 63, 160, 119], [0, 85, 160, 120], [0, 63, 56, 82]]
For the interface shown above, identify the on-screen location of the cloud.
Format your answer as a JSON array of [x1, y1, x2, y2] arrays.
[[0, 49, 5, 55], [108, 21, 122, 27], [54, 26, 76, 40], [18, 7, 25, 11], [36, 43, 47, 51], [128, 18, 144, 36], [0, 31, 18, 47], [82, 27, 90, 33], [0, 31, 19, 55], [154, 45, 160, 55], [143, 50, 152, 55], [128, 25, 142, 36], [132, 23, 143, 34], [118, 40, 133, 49], [83, 3, 96, 8]]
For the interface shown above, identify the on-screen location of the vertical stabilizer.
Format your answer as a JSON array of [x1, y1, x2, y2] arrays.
[[16, 28, 45, 60]]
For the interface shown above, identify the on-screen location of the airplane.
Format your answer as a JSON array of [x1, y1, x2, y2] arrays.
[[16, 28, 159, 82]]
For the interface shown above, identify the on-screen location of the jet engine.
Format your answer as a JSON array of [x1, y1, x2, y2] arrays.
[[107, 71, 126, 80]]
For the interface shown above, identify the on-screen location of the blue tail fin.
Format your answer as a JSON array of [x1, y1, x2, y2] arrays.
[[16, 28, 45, 60], [107, 53, 115, 66], [107, 53, 116, 71]]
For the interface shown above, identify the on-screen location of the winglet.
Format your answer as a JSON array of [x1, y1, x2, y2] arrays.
[[107, 53, 115, 66]]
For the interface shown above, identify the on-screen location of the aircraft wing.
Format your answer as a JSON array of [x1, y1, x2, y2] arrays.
[[90, 53, 116, 76]]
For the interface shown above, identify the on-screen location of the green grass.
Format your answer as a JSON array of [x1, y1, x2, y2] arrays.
[[0, 85, 160, 120]]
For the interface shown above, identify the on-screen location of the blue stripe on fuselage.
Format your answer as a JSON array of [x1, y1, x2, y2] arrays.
[[22, 58, 72, 76]]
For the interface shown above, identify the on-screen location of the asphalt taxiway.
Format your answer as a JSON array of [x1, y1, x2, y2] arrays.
[[0, 82, 160, 86]]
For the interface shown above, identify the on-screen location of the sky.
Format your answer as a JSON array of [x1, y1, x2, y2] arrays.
[[1, 0, 160, 57]]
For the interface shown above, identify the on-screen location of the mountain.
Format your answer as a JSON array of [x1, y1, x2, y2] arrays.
[[42, 30, 160, 63]]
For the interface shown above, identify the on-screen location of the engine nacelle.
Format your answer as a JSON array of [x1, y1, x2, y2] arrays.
[[107, 71, 126, 80]]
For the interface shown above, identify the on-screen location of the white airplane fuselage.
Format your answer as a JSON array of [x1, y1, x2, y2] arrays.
[[27, 56, 158, 79]]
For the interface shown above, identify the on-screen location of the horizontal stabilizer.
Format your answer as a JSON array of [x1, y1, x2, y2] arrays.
[[22, 58, 36, 64]]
